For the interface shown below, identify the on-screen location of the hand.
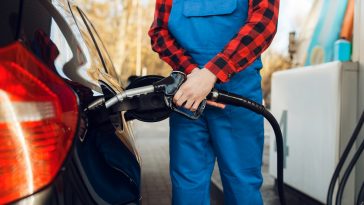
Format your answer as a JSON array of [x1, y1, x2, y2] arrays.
[[173, 68, 217, 111]]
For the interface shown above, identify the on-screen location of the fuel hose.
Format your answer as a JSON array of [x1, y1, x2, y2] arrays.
[[207, 89, 286, 205], [334, 111, 364, 205], [326, 110, 364, 205], [357, 182, 364, 205]]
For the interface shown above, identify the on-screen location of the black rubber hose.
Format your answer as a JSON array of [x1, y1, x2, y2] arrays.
[[335, 111, 364, 205], [357, 182, 364, 205], [327, 111, 364, 205], [207, 90, 286, 205]]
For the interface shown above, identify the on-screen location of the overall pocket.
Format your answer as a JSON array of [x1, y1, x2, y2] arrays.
[[183, 0, 238, 17]]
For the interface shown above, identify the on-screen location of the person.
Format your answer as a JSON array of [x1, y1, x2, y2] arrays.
[[149, 0, 279, 204]]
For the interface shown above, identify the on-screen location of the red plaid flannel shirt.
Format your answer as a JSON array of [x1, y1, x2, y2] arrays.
[[149, 0, 279, 83]]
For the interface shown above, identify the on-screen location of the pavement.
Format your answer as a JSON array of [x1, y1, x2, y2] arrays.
[[133, 119, 281, 205]]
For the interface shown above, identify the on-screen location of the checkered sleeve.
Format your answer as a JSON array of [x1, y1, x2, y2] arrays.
[[205, 0, 280, 83], [148, 0, 198, 74]]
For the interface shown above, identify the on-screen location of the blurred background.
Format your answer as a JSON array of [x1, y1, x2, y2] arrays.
[[75, 0, 170, 82]]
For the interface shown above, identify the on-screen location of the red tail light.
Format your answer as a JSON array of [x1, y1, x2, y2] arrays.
[[0, 42, 79, 204]]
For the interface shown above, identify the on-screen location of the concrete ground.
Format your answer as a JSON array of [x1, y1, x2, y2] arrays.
[[133, 119, 280, 205]]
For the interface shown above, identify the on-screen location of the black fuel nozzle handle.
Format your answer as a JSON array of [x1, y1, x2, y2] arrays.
[[154, 71, 187, 96], [165, 97, 207, 120], [155, 71, 207, 120]]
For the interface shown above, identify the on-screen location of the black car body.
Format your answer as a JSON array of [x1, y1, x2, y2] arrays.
[[0, 0, 143, 204]]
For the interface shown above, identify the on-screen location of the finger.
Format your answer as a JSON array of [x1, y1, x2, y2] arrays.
[[173, 90, 183, 104], [174, 80, 191, 103], [191, 99, 203, 111], [176, 93, 188, 107], [184, 99, 194, 110], [206, 100, 226, 109]]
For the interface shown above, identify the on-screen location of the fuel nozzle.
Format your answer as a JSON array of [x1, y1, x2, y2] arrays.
[[86, 71, 206, 120]]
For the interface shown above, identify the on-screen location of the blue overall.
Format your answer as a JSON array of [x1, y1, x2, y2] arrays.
[[168, 0, 264, 204]]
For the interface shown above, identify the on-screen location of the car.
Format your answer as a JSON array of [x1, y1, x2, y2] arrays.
[[0, 0, 168, 204]]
